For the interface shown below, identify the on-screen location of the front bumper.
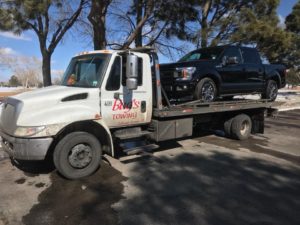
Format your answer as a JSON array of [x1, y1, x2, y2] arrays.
[[0, 130, 53, 160], [163, 80, 196, 97]]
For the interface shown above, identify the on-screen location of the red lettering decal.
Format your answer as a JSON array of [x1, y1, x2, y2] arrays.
[[112, 99, 123, 111], [132, 99, 140, 109]]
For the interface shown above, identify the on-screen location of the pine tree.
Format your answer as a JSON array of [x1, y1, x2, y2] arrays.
[[230, 0, 293, 63], [285, 1, 300, 68]]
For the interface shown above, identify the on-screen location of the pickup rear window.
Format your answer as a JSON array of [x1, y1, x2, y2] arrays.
[[241, 48, 262, 64]]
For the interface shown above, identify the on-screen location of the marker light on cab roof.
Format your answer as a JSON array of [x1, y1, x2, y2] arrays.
[[76, 50, 112, 56]]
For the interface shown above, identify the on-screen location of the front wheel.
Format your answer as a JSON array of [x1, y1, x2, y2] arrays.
[[53, 132, 102, 179], [262, 80, 278, 101], [194, 78, 217, 102]]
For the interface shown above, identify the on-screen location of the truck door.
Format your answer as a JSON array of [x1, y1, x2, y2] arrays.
[[100, 54, 152, 128], [217, 47, 246, 93], [240, 48, 264, 92]]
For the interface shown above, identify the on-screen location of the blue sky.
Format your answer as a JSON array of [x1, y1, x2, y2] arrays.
[[0, 0, 298, 82]]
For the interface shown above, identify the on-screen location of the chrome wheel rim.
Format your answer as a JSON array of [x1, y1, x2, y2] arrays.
[[269, 83, 278, 100], [201, 82, 215, 101], [240, 121, 250, 136], [68, 144, 92, 169]]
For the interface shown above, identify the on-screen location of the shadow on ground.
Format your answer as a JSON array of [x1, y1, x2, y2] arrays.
[[117, 151, 300, 225], [11, 159, 55, 177], [18, 110, 300, 225], [22, 162, 126, 225]]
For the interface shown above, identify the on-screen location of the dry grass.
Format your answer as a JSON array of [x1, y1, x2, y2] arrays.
[[0, 89, 28, 101]]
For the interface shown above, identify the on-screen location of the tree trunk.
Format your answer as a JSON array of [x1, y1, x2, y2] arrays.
[[121, 0, 154, 49], [88, 0, 109, 50], [200, 20, 208, 48], [135, 0, 143, 47], [42, 52, 52, 86], [93, 15, 106, 50], [200, 0, 211, 48]]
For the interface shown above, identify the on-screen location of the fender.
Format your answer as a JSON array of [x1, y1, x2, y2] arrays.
[[52, 119, 115, 157], [193, 67, 222, 91], [94, 119, 114, 157], [265, 71, 281, 87]]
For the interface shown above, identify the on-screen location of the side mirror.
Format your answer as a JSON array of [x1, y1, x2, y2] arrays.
[[126, 54, 138, 90]]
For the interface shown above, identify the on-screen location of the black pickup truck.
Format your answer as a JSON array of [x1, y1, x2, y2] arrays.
[[160, 45, 286, 102]]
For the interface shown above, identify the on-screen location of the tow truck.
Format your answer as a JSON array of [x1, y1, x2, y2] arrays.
[[0, 48, 279, 179]]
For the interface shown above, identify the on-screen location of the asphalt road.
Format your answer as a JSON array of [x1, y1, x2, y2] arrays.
[[0, 110, 300, 225]]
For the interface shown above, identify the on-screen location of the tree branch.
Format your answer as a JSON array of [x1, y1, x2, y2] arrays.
[[120, 0, 155, 49], [48, 0, 87, 53], [146, 22, 168, 46]]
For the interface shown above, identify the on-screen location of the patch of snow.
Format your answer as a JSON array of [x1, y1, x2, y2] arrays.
[[0, 87, 23, 92], [278, 107, 300, 112]]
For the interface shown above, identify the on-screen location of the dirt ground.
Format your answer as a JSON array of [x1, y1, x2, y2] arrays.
[[0, 109, 299, 225]]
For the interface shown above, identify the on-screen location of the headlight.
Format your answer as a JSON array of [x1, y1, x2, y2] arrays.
[[176, 67, 196, 80], [14, 126, 45, 137]]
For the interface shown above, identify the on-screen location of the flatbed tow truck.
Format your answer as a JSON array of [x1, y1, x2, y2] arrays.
[[0, 48, 280, 179]]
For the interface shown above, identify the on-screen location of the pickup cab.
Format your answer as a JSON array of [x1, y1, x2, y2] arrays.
[[0, 48, 279, 179], [160, 46, 286, 102]]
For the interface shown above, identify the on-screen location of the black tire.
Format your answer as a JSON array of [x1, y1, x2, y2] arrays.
[[53, 132, 102, 179], [194, 77, 217, 102], [224, 117, 234, 137], [262, 80, 278, 101], [231, 114, 252, 140]]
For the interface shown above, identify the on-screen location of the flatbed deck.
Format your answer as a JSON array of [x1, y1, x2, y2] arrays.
[[153, 99, 282, 118]]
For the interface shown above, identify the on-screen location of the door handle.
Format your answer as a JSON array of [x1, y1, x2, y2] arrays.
[[114, 92, 123, 99], [258, 69, 263, 74], [141, 101, 146, 113]]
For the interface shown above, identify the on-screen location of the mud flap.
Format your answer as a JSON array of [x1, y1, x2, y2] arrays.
[[251, 110, 265, 134]]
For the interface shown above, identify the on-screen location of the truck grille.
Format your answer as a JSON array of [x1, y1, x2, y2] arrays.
[[161, 70, 180, 85]]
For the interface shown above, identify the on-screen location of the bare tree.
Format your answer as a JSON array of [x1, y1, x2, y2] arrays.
[[106, 0, 196, 60], [52, 70, 65, 85], [0, 0, 88, 86], [0, 51, 42, 88]]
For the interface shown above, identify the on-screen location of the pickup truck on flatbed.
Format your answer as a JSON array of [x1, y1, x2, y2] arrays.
[[160, 45, 286, 102], [0, 48, 280, 179]]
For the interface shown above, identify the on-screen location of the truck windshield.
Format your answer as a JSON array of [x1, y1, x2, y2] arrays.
[[178, 47, 224, 62], [61, 54, 111, 88]]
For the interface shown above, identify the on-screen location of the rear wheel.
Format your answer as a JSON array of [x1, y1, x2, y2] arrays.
[[53, 132, 102, 179], [262, 80, 278, 101], [194, 78, 217, 102], [224, 117, 234, 137], [231, 114, 252, 140]]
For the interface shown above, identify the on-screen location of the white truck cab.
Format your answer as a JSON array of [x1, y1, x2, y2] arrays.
[[0, 48, 278, 179]]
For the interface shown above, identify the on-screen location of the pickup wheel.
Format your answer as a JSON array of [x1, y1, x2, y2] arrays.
[[53, 132, 102, 179], [262, 80, 278, 101], [231, 114, 252, 140], [194, 78, 217, 102]]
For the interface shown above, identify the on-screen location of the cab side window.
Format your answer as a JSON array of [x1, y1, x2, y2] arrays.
[[106, 56, 121, 91], [223, 47, 242, 63]]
